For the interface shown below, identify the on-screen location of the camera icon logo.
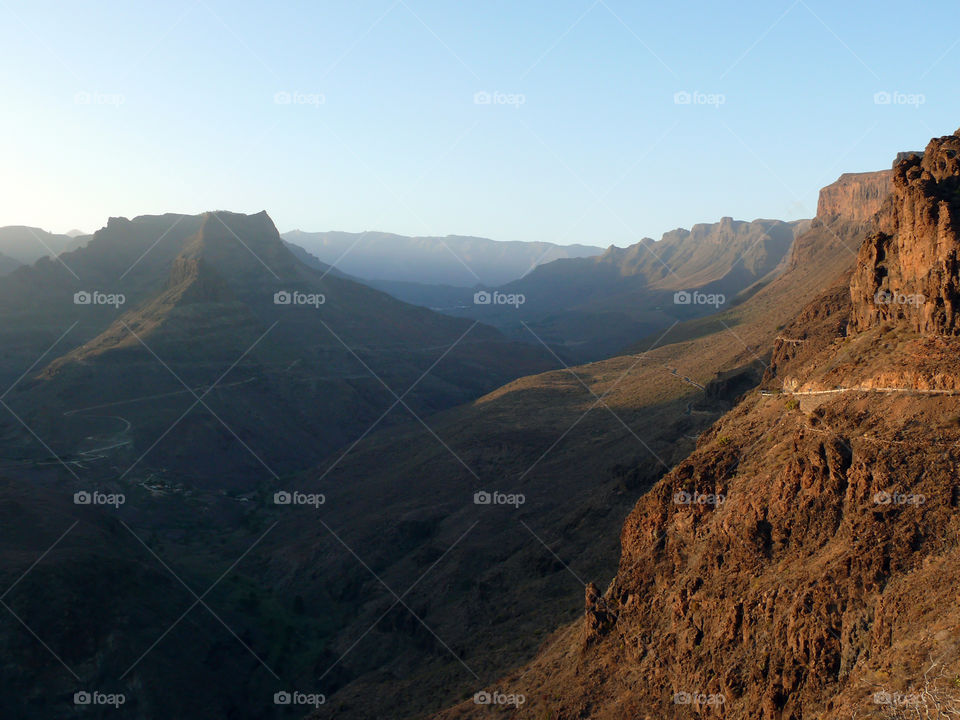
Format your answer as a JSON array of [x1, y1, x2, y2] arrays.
[[74, 291, 92, 305], [74, 691, 92, 705], [274, 291, 292, 305], [474, 291, 491, 305], [274, 491, 292, 505], [673, 290, 691, 305], [274, 91, 292, 105], [874, 91, 891, 105], [673, 91, 692, 105], [274, 691, 292, 705], [473, 691, 492, 704], [473, 91, 491, 105], [74, 491, 92, 505], [473, 491, 492, 505]]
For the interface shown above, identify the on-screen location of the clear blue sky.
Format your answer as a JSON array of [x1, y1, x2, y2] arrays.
[[1, 0, 957, 245]]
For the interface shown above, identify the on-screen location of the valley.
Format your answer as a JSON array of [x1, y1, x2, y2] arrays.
[[5, 5, 955, 719], [0, 165, 890, 718]]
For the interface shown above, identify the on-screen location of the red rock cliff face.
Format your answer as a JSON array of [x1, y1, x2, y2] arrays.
[[850, 131, 960, 334], [816, 170, 893, 224]]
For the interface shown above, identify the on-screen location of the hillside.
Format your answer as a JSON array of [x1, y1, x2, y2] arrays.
[[433, 135, 960, 720]]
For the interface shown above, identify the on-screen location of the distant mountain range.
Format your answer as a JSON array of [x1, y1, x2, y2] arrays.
[[6, 220, 804, 367], [281, 230, 604, 286], [286, 218, 810, 365], [0, 226, 90, 273]]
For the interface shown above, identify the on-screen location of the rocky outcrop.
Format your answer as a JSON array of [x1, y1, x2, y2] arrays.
[[816, 170, 893, 224], [850, 131, 960, 334], [581, 582, 617, 647]]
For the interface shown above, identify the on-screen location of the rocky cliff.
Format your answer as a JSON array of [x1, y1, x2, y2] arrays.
[[850, 131, 960, 334], [816, 170, 893, 224]]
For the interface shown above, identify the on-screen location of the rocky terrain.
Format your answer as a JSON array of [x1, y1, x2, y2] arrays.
[[434, 135, 960, 720], [851, 134, 960, 334]]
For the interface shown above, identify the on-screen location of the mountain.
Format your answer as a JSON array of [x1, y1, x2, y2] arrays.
[[443, 217, 810, 363], [280, 230, 604, 287], [0, 211, 556, 487], [0, 225, 77, 269], [433, 136, 960, 720]]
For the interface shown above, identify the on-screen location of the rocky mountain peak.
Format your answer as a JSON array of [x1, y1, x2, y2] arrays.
[[850, 130, 960, 334]]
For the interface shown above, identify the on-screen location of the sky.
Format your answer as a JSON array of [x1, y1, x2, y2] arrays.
[[0, 0, 957, 246]]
